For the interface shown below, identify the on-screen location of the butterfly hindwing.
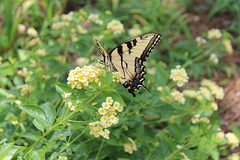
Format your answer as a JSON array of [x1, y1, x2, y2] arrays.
[[97, 33, 162, 97]]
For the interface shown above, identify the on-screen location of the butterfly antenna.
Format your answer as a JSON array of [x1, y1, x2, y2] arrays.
[[142, 84, 151, 93]]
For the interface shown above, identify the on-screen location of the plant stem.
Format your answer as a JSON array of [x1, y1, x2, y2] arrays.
[[95, 139, 105, 160], [50, 127, 89, 160], [22, 92, 100, 158]]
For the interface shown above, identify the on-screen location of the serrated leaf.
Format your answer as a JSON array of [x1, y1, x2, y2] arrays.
[[29, 150, 46, 160], [22, 132, 41, 141], [55, 83, 72, 95], [18, 104, 47, 125], [33, 119, 45, 132], [0, 143, 13, 160], [169, 124, 183, 142], [102, 91, 126, 106], [100, 72, 113, 87], [41, 102, 56, 126]]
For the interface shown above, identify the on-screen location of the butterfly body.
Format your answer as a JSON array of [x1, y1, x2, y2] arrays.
[[96, 33, 161, 97]]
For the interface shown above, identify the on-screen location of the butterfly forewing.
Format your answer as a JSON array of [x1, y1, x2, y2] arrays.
[[97, 33, 162, 97]]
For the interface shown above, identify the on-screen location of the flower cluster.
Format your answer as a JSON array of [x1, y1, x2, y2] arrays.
[[58, 156, 68, 160], [89, 97, 123, 139], [98, 97, 123, 127], [18, 67, 33, 82], [128, 27, 142, 37], [209, 54, 219, 64], [208, 29, 222, 39], [170, 65, 189, 87], [17, 84, 32, 96], [35, 48, 47, 57], [67, 66, 100, 89], [89, 121, 110, 139], [191, 114, 210, 124], [27, 27, 38, 37], [88, 13, 103, 25], [171, 90, 185, 104], [61, 11, 73, 22], [222, 39, 233, 54], [201, 79, 224, 100], [18, 24, 26, 34], [124, 138, 137, 154], [195, 36, 206, 45], [112, 72, 121, 82], [226, 132, 240, 149], [107, 20, 124, 35], [228, 153, 239, 160]]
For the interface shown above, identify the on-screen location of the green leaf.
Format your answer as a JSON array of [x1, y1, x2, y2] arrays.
[[100, 72, 113, 87], [169, 124, 183, 142], [22, 132, 41, 141], [231, 123, 240, 137], [33, 119, 45, 132], [102, 91, 126, 106], [28, 150, 46, 160], [18, 104, 47, 125], [41, 102, 56, 126], [6, 145, 26, 158], [55, 83, 72, 95], [0, 143, 13, 160]]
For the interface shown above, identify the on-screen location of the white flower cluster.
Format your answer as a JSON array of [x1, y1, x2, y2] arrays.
[[89, 97, 124, 139], [170, 65, 189, 87], [107, 20, 124, 34]]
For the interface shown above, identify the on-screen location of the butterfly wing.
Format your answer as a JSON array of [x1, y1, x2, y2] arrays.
[[108, 33, 162, 97]]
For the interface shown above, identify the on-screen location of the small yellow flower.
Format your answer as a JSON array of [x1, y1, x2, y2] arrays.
[[63, 92, 71, 98], [209, 54, 219, 64], [6, 93, 16, 98], [89, 121, 109, 139], [170, 65, 189, 87], [27, 27, 38, 37], [17, 84, 32, 96], [112, 72, 121, 82], [201, 79, 224, 100], [157, 86, 163, 92], [226, 132, 239, 149], [76, 25, 88, 34], [52, 22, 66, 30], [27, 38, 41, 47], [98, 108, 106, 115], [128, 27, 142, 37], [58, 156, 68, 160], [216, 128, 225, 139], [124, 138, 137, 154], [208, 29, 222, 39], [61, 12, 73, 22], [105, 10, 112, 15], [18, 24, 26, 34], [102, 102, 110, 109], [195, 36, 206, 45], [107, 20, 124, 34], [211, 102, 218, 111], [35, 49, 47, 57], [88, 13, 103, 25], [228, 153, 239, 160], [222, 39, 233, 54], [191, 114, 200, 124], [171, 90, 185, 104], [106, 97, 113, 105]]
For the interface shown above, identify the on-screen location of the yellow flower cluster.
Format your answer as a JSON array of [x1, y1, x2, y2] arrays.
[[209, 54, 219, 64], [17, 84, 32, 96], [222, 39, 233, 54], [208, 29, 222, 39], [35, 48, 47, 57], [18, 24, 26, 34], [67, 66, 100, 89], [6, 93, 16, 98], [226, 132, 240, 149], [107, 20, 124, 35], [170, 65, 189, 87], [27, 27, 38, 37], [128, 27, 142, 37], [61, 11, 73, 22], [191, 114, 210, 124], [76, 25, 88, 34], [216, 128, 225, 139], [195, 36, 206, 45], [27, 38, 41, 47], [124, 138, 137, 154], [3, 156, 12, 160], [112, 72, 121, 82], [228, 153, 239, 160], [17, 67, 33, 82], [52, 22, 69, 30], [58, 156, 68, 160], [88, 13, 103, 25], [201, 79, 224, 100], [98, 97, 123, 127], [89, 121, 110, 139], [171, 90, 185, 104]]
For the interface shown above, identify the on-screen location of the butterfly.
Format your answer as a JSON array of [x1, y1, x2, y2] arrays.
[[96, 33, 162, 97]]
